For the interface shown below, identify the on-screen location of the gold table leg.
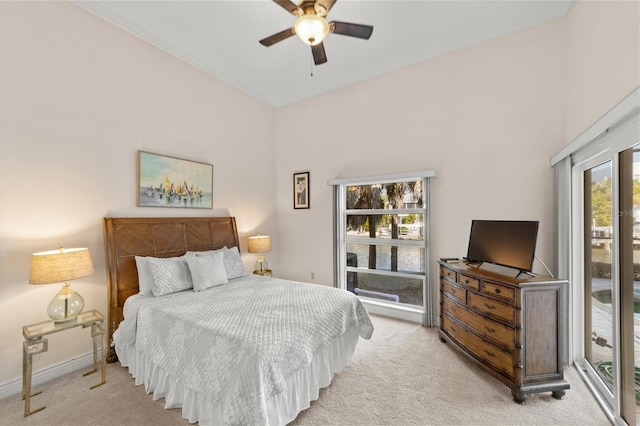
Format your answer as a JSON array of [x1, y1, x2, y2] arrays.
[[83, 322, 106, 389], [23, 338, 47, 417]]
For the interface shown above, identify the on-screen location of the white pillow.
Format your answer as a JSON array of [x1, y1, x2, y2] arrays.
[[135, 256, 154, 296], [223, 246, 247, 280], [185, 248, 224, 257], [147, 257, 193, 297], [185, 252, 228, 292], [193, 246, 247, 280]]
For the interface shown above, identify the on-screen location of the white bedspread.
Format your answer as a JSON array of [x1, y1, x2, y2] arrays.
[[114, 274, 373, 425]]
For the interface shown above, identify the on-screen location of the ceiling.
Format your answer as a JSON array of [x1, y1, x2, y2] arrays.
[[75, 0, 574, 108]]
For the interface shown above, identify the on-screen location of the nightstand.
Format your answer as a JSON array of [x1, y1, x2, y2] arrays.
[[22, 309, 106, 417], [253, 269, 272, 277]]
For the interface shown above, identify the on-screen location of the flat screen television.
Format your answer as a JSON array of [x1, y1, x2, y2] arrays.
[[465, 220, 539, 274]]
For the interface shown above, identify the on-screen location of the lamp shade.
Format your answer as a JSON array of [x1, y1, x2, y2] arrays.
[[29, 247, 94, 284], [247, 236, 271, 254], [294, 14, 329, 46]]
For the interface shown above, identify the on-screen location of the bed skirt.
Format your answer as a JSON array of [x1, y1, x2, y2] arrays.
[[115, 323, 361, 425]]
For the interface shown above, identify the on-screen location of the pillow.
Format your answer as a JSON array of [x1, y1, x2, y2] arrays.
[[147, 257, 193, 297], [186, 248, 224, 257], [185, 252, 228, 292], [193, 246, 247, 280], [134, 256, 154, 296], [223, 246, 247, 280]]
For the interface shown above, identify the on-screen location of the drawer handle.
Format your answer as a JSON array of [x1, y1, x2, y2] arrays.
[[484, 303, 496, 311], [465, 279, 470, 284], [483, 349, 496, 358], [450, 326, 457, 332], [485, 326, 495, 334], [450, 288, 457, 294], [494, 288, 501, 294]]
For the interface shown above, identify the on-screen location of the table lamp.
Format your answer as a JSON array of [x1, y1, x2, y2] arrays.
[[247, 235, 271, 273], [29, 247, 94, 324]]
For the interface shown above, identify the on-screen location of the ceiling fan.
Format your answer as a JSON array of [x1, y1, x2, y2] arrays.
[[259, 0, 374, 65]]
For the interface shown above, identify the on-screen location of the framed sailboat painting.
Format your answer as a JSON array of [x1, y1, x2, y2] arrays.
[[137, 151, 213, 208]]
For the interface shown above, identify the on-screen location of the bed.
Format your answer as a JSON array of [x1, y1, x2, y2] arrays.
[[102, 216, 373, 425]]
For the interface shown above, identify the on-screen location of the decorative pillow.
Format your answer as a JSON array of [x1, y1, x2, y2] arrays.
[[187, 248, 224, 257], [134, 256, 154, 296], [185, 252, 228, 292], [193, 246, 247, 280], [147, 257, 193, 297], [223, 246, 247, 280]]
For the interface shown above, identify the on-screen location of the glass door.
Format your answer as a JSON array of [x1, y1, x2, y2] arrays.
[[578, 143, 639, 425], [619, 145, 639, 424], [583, 161, 615, 403]]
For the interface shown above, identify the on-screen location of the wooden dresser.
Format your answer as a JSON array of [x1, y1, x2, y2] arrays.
[[438, 260, 569, 403]]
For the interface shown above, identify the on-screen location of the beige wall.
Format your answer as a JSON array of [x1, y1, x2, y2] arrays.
[[274, 0, 639, 291], [564, 0, 640, 143], [275, 17, 568, 287], [0, 1, 277, 385], [1, 0, 638, 389]]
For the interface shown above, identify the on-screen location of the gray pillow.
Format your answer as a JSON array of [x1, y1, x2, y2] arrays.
[[194, 246, 247, 280], [147, 257, 192, 297], [185, 252, 228, 292], [222, 246, 247, 280], [134, 256, 154, 296]]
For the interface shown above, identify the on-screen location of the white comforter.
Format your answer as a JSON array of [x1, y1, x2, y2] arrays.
[[114, 274, 373, 425]]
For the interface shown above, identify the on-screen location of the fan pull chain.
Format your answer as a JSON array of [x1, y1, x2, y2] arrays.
[[310, 56, 314, 77]]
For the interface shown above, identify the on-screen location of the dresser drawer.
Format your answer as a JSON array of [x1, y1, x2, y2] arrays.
[[440, 266, 456, 281], [442, 296, 514, 349], [483, 281, 515, 303], [458, 273, 480, 291], [442, 280, 466, 303], [442, 315, 514, 378], [442, 294, 465, 318], [468, 292, 515, 323]]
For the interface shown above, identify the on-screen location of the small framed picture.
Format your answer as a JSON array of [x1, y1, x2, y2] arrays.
[[293, 171, 310, 209]]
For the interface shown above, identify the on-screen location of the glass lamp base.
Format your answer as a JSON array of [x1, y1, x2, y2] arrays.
[[254, 255, 269, 272], [48, 283, 84, 323]]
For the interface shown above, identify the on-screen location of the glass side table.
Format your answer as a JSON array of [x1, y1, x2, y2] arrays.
[[22, 309, 106, 417]]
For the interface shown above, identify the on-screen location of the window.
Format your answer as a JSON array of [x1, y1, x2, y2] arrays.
[[329, 171, 435, 325]]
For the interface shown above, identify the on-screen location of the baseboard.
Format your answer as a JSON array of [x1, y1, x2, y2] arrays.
[[0, 349, 102, 400]]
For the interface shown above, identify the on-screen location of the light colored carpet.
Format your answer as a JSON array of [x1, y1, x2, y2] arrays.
[[0, 315, 609, 425]]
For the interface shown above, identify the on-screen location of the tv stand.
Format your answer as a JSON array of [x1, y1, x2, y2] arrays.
[[463, 259, 483, 268], [516, 270, 536, 279], [438, 260, 569, 403]]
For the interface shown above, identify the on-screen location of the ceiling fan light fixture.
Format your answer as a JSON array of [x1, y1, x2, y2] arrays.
[[294, 14, 329, 46]]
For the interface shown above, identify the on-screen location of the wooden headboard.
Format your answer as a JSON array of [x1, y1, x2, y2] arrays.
[[102, 216, 240, 359]]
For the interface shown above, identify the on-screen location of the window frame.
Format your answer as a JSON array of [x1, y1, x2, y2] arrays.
[[329, 170, 436, 325]]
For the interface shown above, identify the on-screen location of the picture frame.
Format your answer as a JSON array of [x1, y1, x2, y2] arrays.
[[293, 171, 310, 209], [137, 150, 213, 209]]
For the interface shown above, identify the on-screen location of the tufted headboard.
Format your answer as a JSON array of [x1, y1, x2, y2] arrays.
[[102, 216, 240, 360]]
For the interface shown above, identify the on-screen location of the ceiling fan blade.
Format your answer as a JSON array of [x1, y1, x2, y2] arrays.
[[259, 27, 295, 46], [329, 21, 374, 40], [273, 0, 300, 15], [316, 0, 337, 15], [311, 43, 328, 65]]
